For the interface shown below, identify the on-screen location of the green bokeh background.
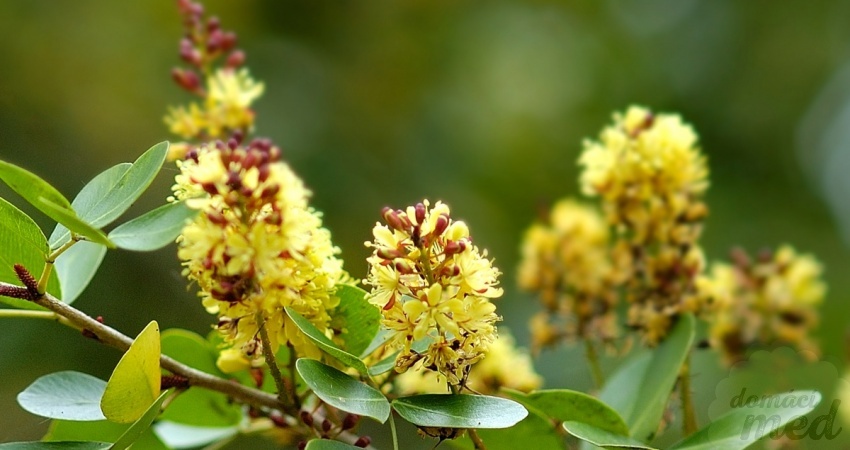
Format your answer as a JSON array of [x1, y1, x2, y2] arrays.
[[1, 1, 849, 448]]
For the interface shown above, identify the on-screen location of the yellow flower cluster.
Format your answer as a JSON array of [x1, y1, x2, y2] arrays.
[[517, 199, 619, 351], [363, 200, 502, 387], [578, 105, 709, 344], [165, 68, 264, 143], [395, 329, 541, 395], [172, 140, 347, 369], [698, 246, 826, 364]]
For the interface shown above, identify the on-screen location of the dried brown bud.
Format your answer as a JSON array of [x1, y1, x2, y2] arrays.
[[342, 414, 360, 430], [300, 410, 314, 427], [354, 436, 371, 448]]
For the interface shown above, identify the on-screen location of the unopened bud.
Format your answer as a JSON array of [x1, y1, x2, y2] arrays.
[[414, 203, 426, 224], [382, 207, 406, 232], [270, 411, 287, 428], [354, 436, 371, 448], [342, 414, 360, 430], [395, 259, 414, 274], [300, 411, 314, 427], [443, 240, 466, 256], [321, 419, 332, 432], [433, 213, 449, 236], [377, 248, 403, 260], [206, 16, 220, 32], [220, 32, 237, 51], [226, 50, 246, 68], [171, 68, 201, 93]]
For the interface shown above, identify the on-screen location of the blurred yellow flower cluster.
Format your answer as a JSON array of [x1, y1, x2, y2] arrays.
[[395, 329, 541, 395], [579, 106, 709, 344], [363, 200, 502, 387], [165, 68, 264, 143], [172, 140, 348, 370], [517, 199, 619, 351], [699, 246, 826, 364]]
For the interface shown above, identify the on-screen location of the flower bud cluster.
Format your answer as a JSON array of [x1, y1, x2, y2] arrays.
[[698, 246, 825, 364], [578, 106, 709, 344], [165, 0, 262, 152], [172, 139, 348, 369], [363, 200, 502, 387], [517, 199, 620, 351]]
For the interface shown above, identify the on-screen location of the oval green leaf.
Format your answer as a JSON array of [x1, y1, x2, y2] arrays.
[[329, 285, 381, 357], [0, 443, 111, 450], [0, 160, 73, 217], [563, 421, 657, 449], [285, 307, 368, 375], [392, 394, 528, 429], [54, 241, 106, 305], [599, 314, 695, 441], [448, 409, 565, 450], [153, 422, 238, 449], [101, 321, 161, 424], [504, 388, 628, 435], [110, 391, 168, 450], [296, 358, 390, 423], [108, 201, 197, 251], [669, 391, 821, 450], [0, 196, 60, 308], [49, 142, 169, 247], [17, 371, 106, 421], [304, 440, 361, 450]]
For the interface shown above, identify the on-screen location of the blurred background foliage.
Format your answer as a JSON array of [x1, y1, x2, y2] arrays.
[[1, 0, 849, 448]]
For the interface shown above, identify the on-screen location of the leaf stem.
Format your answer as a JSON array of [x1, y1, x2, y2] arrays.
[[38, 236, 79, 294], [468, 429, 488, 450], [679, 352, 698, 436], [584, 339, 605, 388], [389, 411, 399, 450]]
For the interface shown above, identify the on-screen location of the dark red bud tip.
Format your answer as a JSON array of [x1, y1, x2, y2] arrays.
[[250, 367, 264, 388], [171, 68, 201, 93], [206, 16, 221, 32], [14, 264, 38, 295], [270, 411, 288, 428], [321, 419, 332, 432], [381, 208, 406, 232], [354, 436, 371, 448], [433, 214, 449, 236], [415, 203, 426, 224], [342, 414, 360, 430], [300, 411, 314, 427], [297, 442, 307, 450], [376, 248, 403, 260], [220, 32, 237, 51], [226, 50, 245, 68], [443, 240, 466, 256]]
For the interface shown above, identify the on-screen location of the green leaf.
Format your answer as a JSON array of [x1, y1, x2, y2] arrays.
[[505, 388, 628, 435], [0, 159, 73, 217], [0, 443, 111, 450], [360, 328, 393, 359], [669, 391, 821, 450], [108, 201, 197, 251], [153, 422, 238, 449], [54, 241, 106, 305], [101, 321, 161, 424], [44, 420, 168, 450], [17, 371, 106, 421], [110, 391, 168, 450], [367, 351, 397, 377], [599, 314, 695, 441], [392, 394, 528, 429], [47, 164, 131, 248], [296, 358, 390, 423], [158, 329, 243, 427], [0, 196, 60, 308], [304, 440, 361, 450], [38, 197, 112, 248], [285, 307, 369, 375], [563, 421, 657, 449], [329, 285, 380, 357], [49, 142, 169, 247]]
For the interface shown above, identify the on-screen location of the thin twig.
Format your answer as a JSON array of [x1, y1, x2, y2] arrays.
[[679, 352, 698, 436], [0, 282, 375, 449], [255, 311, 289, 406], [468, 429, 488, 450]]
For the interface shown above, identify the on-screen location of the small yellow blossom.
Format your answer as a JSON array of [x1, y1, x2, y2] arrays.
[[173, 141, 348, 365], [165, 68, 264, 141], [364, 200, 502, 387], [395, 329, 541, 395], [517, 199, 619, 350], [699, 246, 826, 364], [578, 106, 709, 344]]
